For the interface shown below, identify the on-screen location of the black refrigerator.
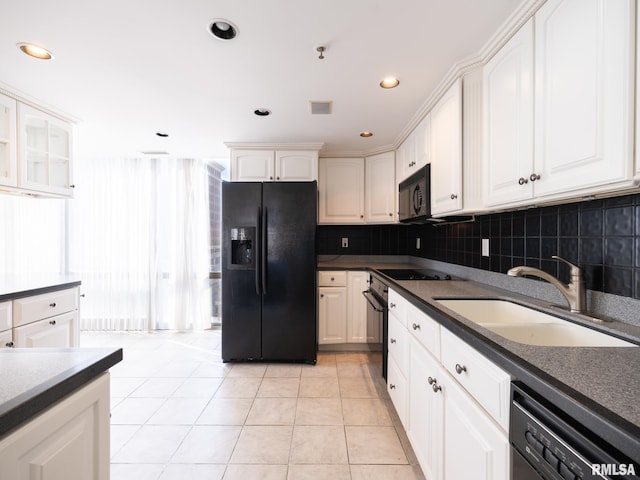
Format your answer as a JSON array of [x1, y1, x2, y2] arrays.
[[221, 180, 317, 364]]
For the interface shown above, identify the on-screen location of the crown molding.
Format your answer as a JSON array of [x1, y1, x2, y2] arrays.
[[0, 81, 81, 124], [392, 0, 546, 150], [224, 142, 324, 151]]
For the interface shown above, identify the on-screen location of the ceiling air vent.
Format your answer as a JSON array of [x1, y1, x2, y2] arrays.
[[309, 101, 332, 115]]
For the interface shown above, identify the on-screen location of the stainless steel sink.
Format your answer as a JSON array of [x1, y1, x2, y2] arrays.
[[436, 299, 636, 347]]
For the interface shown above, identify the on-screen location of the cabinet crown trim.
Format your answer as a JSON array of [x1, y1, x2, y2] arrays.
[[225, 142, 324, 150]]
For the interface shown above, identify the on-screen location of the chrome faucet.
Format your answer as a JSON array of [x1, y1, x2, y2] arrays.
[[507, 256, 586, 314]]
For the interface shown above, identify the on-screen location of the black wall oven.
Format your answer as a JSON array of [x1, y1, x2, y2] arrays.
[[511, 382, 638, 479], [362, 273, 388, 380]]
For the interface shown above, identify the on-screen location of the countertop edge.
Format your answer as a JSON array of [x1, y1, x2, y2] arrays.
[[0, 347, 123, 437], [0, 279, 82, 302]]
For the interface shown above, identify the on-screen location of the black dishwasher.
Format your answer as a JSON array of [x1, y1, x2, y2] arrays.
[[511, 382, 639, 479]]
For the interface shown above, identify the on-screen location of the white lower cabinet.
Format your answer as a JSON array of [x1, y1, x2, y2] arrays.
[[408, 338, 444, 480], [444, 375, 509, 480], [12, 287, 80, 348], [388, 288, 510, 480], [0, 372, 111, 480], [318, 285, 347, 344], [13, 311, 77, 348], [318, 270, 369, 345]]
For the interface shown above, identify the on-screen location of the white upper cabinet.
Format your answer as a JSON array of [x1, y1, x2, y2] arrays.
[[0, 92, 17, 188], [18, 103, 74, 197], [430, 79, 462, 215], [231, 149, 275, 181], [365, 152, 396, 223], [318, 157, 365, 224], [483, 19, 534, 207], [229, 145, 321, 182], [484, 0, 634, 208], [533, 0, 634, 197], [275, 150, 318, 181], [397, 114, 430, 183]]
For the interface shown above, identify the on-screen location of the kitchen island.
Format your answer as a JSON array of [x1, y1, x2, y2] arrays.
[[0, 347, 122, 479], [318, 257, 640, 466]]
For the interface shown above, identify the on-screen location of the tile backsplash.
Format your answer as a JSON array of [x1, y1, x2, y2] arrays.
[[316, 193, 640, 300]]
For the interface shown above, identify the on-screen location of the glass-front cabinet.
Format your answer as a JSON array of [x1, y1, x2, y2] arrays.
[[0, 93, 17, 188], [18, 103, 73, 197]]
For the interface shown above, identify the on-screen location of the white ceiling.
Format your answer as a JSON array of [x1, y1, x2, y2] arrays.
[[0, 0, 527, 165]]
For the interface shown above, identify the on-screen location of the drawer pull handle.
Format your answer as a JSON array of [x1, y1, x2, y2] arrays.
[[390, 338, 396, 344], [331, 277, 334, 281], [518, 177, 528, 185], [49, 320, 56, 326], [5, 341, 14, 348], [412, 323, 421, 330], [450, 193, 458, 200], [428, 376, 436, 385], [320, 294, 324, 298], [432, 383, 442, 393], [49, 302, 57, 307], [389, 384, 396, 390], [529, 173, 541, 182], [455, 363, 467, 374], [389, 303, 396, 309]]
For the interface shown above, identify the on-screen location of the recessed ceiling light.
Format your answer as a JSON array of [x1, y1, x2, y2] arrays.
[[379, 77, 400, 89], [360, 132, 373, 138], [17, 42, 53, 60], [254, 108, 271, 116], [208, 19, 238, 40], [156, 131, 169, 137]]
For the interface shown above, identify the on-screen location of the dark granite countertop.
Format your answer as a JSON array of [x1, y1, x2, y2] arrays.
[[0, 347, 123, 436], [0, 274, 82, 302], [318, 258, 640, 463]]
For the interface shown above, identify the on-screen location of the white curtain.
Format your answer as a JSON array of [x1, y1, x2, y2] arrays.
[[0, 195, 66, 275], [68, 157, 211, 331]]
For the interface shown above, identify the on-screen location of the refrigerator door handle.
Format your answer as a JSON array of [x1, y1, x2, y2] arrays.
[[262, 206, 268, 294], [255, 206, 262, 295]]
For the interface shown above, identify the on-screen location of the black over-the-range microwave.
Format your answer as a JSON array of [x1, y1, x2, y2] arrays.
[[399, 164, 431, 223]]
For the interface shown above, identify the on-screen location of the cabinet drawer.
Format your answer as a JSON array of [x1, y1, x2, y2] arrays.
[[13, 311, 77, 348], [407, 303, 440, 360], [387, 356, 407, 428], [440, 328, 511, 430], [388, 314, 409, 375], [318, 271, 347, 287], [13, 288, 78, 327], [388, 289, 406, 327], [0, 302, 11, 332]]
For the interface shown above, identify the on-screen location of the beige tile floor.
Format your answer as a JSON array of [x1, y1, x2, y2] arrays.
[[81, 330, 426, 480]]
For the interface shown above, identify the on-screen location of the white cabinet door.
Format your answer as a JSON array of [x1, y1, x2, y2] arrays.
[[365, 152, 396, 223], [444, 376, 509, 480], [430, 79, 462, 215], [483, 19, 534, 207], [13, 311, 77, 348], [318, 286, 347, 344], [415, 114, 430, 171], [533, 0, 634, 197], [275, 150, 317, 181], [408, 338, 444, 480], [347, 271, 368, 343], [318, 158, 365, 224], [0, 373, 110, 480], [0, 92, 17, 188], [231, 149, 275, 181], [17, 103, 74, 197], [0, 330, 12, 348], [387, 356, 408, 429]]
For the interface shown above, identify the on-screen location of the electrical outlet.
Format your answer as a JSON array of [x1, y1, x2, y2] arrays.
[[482, 238, 490, 257], [342, 237, 349, 248], [416, 238, 421, 249]]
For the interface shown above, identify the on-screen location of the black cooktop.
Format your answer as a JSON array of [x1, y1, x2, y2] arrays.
[[377, 268, 456, 281]]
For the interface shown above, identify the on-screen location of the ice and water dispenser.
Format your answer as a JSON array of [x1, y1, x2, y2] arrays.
[[229, 227, 255, 268]]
